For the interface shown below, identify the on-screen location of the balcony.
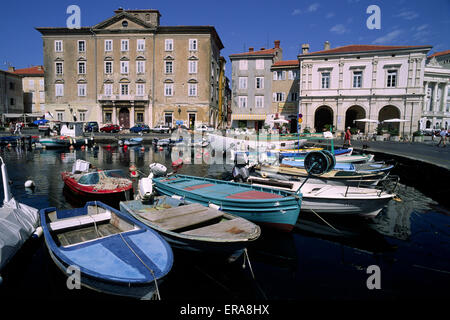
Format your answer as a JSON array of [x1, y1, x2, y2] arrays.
[[97, 94, 149, 101]]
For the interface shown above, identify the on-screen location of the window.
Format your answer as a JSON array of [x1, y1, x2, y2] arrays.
[[78, 40, 85, 53], [120, 84, 129, 95], [290, 92, 298, 101], [137, 39, 145, 51], [104, 84, 113, 96], [189, 39, 198, 51], [273, 71, 286, 80], [321, 72, 330, 89], [55, 84, 64, 97], [165, 61, 173, 74], [239, 60, 248, 70], [387, 70, 397, 87], [79, 112, 86, 122], [39, 92, 45, 101], [9, 82, 15, 90], [55, 40, 63, 52], [165, 39, 173, 51], [121, 39, 129, 51], [164, 83, 173, 96], [255, 77, 264, 89], [55, 62, 63, 75], [57, 112, 64, 121], [136, 83, 145, 96], [105, 40, 112, 52], [105, 61, 113, 74], [238, 96, 247, 108], [120, 61, 129, 74], [77, 84, 86, 97], [136, 61, 145, 74], [188, 61, 198, 74], [288, 70, 299, 80], [104, 112, 112, 123], [136, 113, 144, 123], [39, 79, 44, 89], [78, 62, 86, 74], [353, 71, 362, 88], [255, 96, 264, 108], [188, 83, 197, 96], [10, 98, 15, 106], [273, 92, 285, 102], [238, 77, 247, 89], [256, 59, 264, 70]]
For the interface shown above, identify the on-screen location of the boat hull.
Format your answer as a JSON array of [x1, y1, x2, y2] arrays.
[[153, 175, 301, 232]]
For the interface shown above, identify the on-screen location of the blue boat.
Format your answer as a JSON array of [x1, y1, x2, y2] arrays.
[[153, 175, 302, 232], [281, 158, 394, 173], [276, 147, 352, 157], [40, 201, 173, 300], [124, 137, 143, 146]]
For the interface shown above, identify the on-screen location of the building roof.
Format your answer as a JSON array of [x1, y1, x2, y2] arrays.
[[272, 60, 299, 67], [299, 44, 432, 57], [229, 48, 277, 58], [12, 66, 44, 76], [428, 50, 450, 58]]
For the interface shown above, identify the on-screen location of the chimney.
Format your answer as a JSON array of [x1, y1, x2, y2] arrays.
[[8, 66, 15, 72], [324, 41, 330, 50], [274, 40, 280, 49], [249, 47, 254, 52], [301, 44, 310, 54]]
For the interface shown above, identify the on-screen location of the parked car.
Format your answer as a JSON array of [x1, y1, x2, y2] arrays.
[[130, 124, 150, 133], [85, 121, 99, 132], [152, 124, 171, 133], [100, 124, 121, 133]]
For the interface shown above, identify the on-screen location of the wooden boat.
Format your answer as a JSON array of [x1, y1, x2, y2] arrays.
[[281, 158, 394, 174], [152, 174, 302, 232], [276, 147, 352, 157], [120, 195, 261, 258], [61, 160, 133, 205], [124, 137, 143, 146], [40, 201, 173, 299], [39, 136, 71, 148], [287, 153, 374, 164], [246, 176, 396, 218], [0, 157, 39, 271]]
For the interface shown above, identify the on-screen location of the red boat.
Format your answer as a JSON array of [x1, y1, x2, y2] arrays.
[[62, 168, 133, 205]]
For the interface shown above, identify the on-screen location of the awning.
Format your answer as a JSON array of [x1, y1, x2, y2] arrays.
[[231, 114, 266, 121]]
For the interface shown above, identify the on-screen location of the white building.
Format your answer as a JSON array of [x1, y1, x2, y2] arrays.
[[298, 43, 432, 137], [422, 53, 450, 130]]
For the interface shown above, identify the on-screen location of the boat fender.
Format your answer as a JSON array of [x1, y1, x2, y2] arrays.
[[124, 145, 128, 151], [81, 145, 86, 150], [171, 195, 184, 200], [130, 170, 139, 178], [24, 180, 35, 188], [129, 164, 137, 172], [140, 147, 145, 152], [32, 226, 43, 239], [208, 203, 221, 211]]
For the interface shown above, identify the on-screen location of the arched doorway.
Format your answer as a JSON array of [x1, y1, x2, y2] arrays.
[[314, 105, 334, 132], [119, 108, 130, 129], [345, 105, 366, 133], [379, 105, 400, 133]]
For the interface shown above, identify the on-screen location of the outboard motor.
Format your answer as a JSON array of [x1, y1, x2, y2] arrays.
[[149, 163, 167, 177], [232, 152, 250, 182]]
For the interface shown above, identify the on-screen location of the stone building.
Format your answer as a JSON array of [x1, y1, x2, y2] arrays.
[[0, 69, 24, 123], [11, 66, 45, 114], [297, 43, 432, 137], [270, 59, 300, 132], [229, 41, 282, 130], [36, 8, 224, 129]]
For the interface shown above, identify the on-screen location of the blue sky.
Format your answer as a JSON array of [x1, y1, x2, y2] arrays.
[[1, 0, 449, 79]]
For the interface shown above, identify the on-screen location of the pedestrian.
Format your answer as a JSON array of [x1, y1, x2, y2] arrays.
[[344, 127, 352, 146], [436, 128, 447, 148]]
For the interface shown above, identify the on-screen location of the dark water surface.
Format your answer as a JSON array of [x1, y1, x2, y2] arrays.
[[0, 144, 449, 303]]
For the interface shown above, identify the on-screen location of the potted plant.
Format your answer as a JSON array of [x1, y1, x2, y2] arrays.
[[376, 125, 384, 141], [412, 130, 424, 142], [389, 128, 399, 141]]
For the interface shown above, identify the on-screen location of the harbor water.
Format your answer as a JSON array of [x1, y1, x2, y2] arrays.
[[0, 144, 449, 302]]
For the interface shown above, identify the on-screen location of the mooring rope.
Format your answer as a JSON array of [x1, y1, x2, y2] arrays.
[[242, 248, 255, 280], [118, 232, 161, 300], [310, 209, 342, 234]]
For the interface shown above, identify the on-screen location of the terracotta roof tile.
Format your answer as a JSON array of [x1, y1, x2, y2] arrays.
[[428, 50, 450, 58], [12, 66, 44, 75], [301, 44, 431, 56], [272, 60, 299, 67]]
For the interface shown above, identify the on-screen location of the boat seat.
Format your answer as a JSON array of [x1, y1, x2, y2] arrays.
[[49, 211, 111, 232], [180, 217, 256, 239]]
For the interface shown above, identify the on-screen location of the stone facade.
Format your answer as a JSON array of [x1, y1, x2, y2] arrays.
[[0, 70, 24, 117], [11, 66, 45, 114], [229, 41, 282, 129], [298, 43, 432, 137], [36, 8, 223, 129]]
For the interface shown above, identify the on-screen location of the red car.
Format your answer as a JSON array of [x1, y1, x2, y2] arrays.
[[100, 124, 121, 133]]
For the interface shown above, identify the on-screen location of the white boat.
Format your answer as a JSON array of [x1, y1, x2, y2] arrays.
[[0, 157, 39, 272], [246, 176, 396, 218]]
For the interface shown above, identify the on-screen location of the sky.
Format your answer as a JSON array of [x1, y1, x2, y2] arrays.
[[1, 0, 449, 79]]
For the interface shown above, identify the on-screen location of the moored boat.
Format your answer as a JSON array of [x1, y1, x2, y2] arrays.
[[152, 174, 302, 232], [40, 201, 173, 299]]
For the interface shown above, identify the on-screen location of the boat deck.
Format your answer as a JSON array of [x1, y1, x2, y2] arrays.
[[56, 223, 121, 247]]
